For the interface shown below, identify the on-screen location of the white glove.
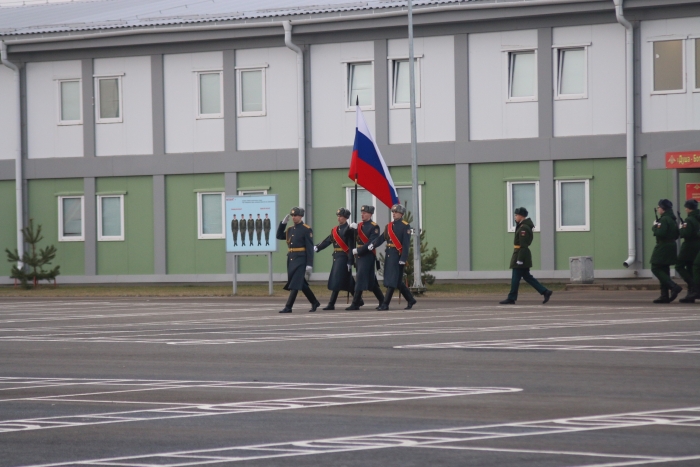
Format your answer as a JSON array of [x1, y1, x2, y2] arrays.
[[349, 223, 357, 229], [306, 266, 312, 272], [368, 244, 374, 251], [282, 214, 290, 224], [305, 266, 311, 281], [399, 261, 405, 265], [347, 264, 351, 272], [313, 246, 318, 252], [352, 248, 358, 255], [516, 261, 523, 265]]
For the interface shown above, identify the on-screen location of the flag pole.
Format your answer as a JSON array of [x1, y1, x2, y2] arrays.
[[408, 0, 424, 290]]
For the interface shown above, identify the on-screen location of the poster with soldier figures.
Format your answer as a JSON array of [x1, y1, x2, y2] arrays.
[[225, 195, 277, 253]]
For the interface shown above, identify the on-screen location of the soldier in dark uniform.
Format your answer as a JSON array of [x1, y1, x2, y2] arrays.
[[231, 214, 239, 247], [247, 214, 255, 246], [276, 207, 320, 313], [264, 213, 271, 246], [499, 207, 553, 305], [239, 215, 247, 246], [314, 207, 355, 310], [651, 199, 682, 303], [677, 200, 700, 303], [372, 204, 416, 310], [255, 214, 263, 246], [346, 205, 385, 310]]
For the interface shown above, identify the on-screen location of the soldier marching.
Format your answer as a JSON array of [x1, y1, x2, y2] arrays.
[[314, 208, 356, 310]]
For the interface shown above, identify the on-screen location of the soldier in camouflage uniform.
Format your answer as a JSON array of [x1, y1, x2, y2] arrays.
[[651, 199, 682, 303], [677, 200, 700, 303], [231, 214, 239, 247]]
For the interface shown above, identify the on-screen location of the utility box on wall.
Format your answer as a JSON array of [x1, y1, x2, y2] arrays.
[[570, 256, 594, 284]]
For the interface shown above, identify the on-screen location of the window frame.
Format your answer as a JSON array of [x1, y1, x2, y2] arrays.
[[97, 194, 125, 242], [693, 38, 700, 93], [238, 190, 268, 196], [651, 39, 687, 95], [555, 179, 590, 232], [506, 181, 540, 232], [197, 192, 226, 240], [236, 67, 267, 117], [554, 46, 588, 100], [388, 57, 421, 109], [58, 195, 85, 242], [345, 60, 375, 111], [56, 78, 83, 126], [195, 70, 224, 119], [345, 187, 377, 215], [95, 75, 124, 124], [393, 185, 424, 230], [504, 49, 538, 103]]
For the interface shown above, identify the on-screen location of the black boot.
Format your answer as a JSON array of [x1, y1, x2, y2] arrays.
[[398, 283, 416, 310], [669, 282, 683, 303], [542, 290, 553, 304], [372, 284, 385, 308], [324, 291, 339, 310], [346, 291, 363, 310], [653, 287, 670, 304], [302, 285, 321, 312], [679, 285, 696, 303], [377, 288, 394, 311], [280, 290, 298, 313]]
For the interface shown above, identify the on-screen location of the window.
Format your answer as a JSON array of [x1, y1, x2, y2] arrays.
[[95, 76, 123, 123], [346, 187, 376, 216], [58, 196, 84, 242], [556, 180, 590, 231], [198, 192, 225, 239], [197, 71, 223, 118], [97, 195, 124, 241], [507, 50, 537, 101], [238, 190, 268, 196], [653, 40, 684, 93], [57, 79, 82, 125], [237, 68, 266, 116], [390, 59, 420, 108], [347, 62, 374, 109], [393, 185, 423, 229], [695, 39, 700, 90], [555, 47, 587, 99], [507, 181, 540, 232]]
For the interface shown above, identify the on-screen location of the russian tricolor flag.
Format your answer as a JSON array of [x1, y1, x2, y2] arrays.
[[348, 106, 399, 208]]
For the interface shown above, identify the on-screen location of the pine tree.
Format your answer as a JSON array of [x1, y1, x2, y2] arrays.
[[5, 219, 60, 289]]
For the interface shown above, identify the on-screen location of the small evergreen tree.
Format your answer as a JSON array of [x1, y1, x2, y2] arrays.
[[6, 219, 60, 289]]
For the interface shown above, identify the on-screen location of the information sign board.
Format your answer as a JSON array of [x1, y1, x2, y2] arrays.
[[225, 195, 277, 253]]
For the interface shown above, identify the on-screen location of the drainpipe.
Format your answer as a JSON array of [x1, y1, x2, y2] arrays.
[[0, 41, 24, 268], [614, 0, 636, 268], [282, 21, 306, 213]]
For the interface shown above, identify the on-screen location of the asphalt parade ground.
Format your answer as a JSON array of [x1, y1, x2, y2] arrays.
[[1, 291, 700, 467]]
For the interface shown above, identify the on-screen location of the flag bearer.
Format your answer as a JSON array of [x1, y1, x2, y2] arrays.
[[346, 205, 385, 310], [372, 204, 416, 310], [276, 207, 320, 313], [651, 199, 682, 303], [314, 208, 356, 310], [677, 200, 700, 303]]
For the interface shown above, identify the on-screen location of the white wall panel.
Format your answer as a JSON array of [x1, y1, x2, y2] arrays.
[[469, 30, 538, 140], [236, 47, 298, 150], [26, 60, 83, 159], [311, 41, 375, 148], [0, 66, 18, 160], [95, 56, 153, 156], [553, 24, 626, 137], [641, 17, 700, 133], [388, 36, 455, 144], [164, 51, 224, 153]]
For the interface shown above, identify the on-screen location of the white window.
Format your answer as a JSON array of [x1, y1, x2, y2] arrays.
[[555, 47, 587, 99], [198, 192, 225, 239], [556, 180, 590, 231], [507, 181, 540, 232], [237, 68, 266, 117], [196, 71, 223, 119], [238, 190, 268, 196], [390, 59, 420, 108], [652, 40, 685, 94], [393, 185, 423, 229], [507, 50, 537, 102], [57, 79, 82, 125], [347, 62, 374, 110], [58, 196, 84, 242], [95, 76, 123, 123], [346, 187, 376, 216], [97, 195, 125, 241]]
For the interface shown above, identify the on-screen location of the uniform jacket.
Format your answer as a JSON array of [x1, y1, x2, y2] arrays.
[[678, 210, 700, 263], [263, 218, 271, 232], [231, 219, 239, 232], [510, 218, 535, 269], [354, 219, 381, 291], [276, 221, 314, 290], [374, 218, 412, 288], [239, 218, 247, 233], [255, 218, 263, 232], [316, 222, 355, 292], [651, 210, 679, 265], [247, 218, 255, 232]]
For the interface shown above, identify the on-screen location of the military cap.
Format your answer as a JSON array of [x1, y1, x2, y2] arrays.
[[361, 205, 375, 214], [685, 199, 699, 210], [290, 207, 305, 217], [514, 207, 528, 217], [391, 204, 406, 214], [658, 199, 673, 211], [336, 207, 351, 219]]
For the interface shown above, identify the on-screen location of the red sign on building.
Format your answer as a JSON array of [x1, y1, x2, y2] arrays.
[[687, 183, 700, 202], [666, 152, 700, 168]]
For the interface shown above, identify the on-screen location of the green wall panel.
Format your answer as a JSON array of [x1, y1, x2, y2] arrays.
[[28, 178, 84, 276], [470, 162, 541, 271], [165, 174, 225, 275], [0, 181, 17, 261], [642, 157, 676, 268], [96, 177, 154, 275], [237, 171, 297, 274], [554, 159, 627, 270]]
